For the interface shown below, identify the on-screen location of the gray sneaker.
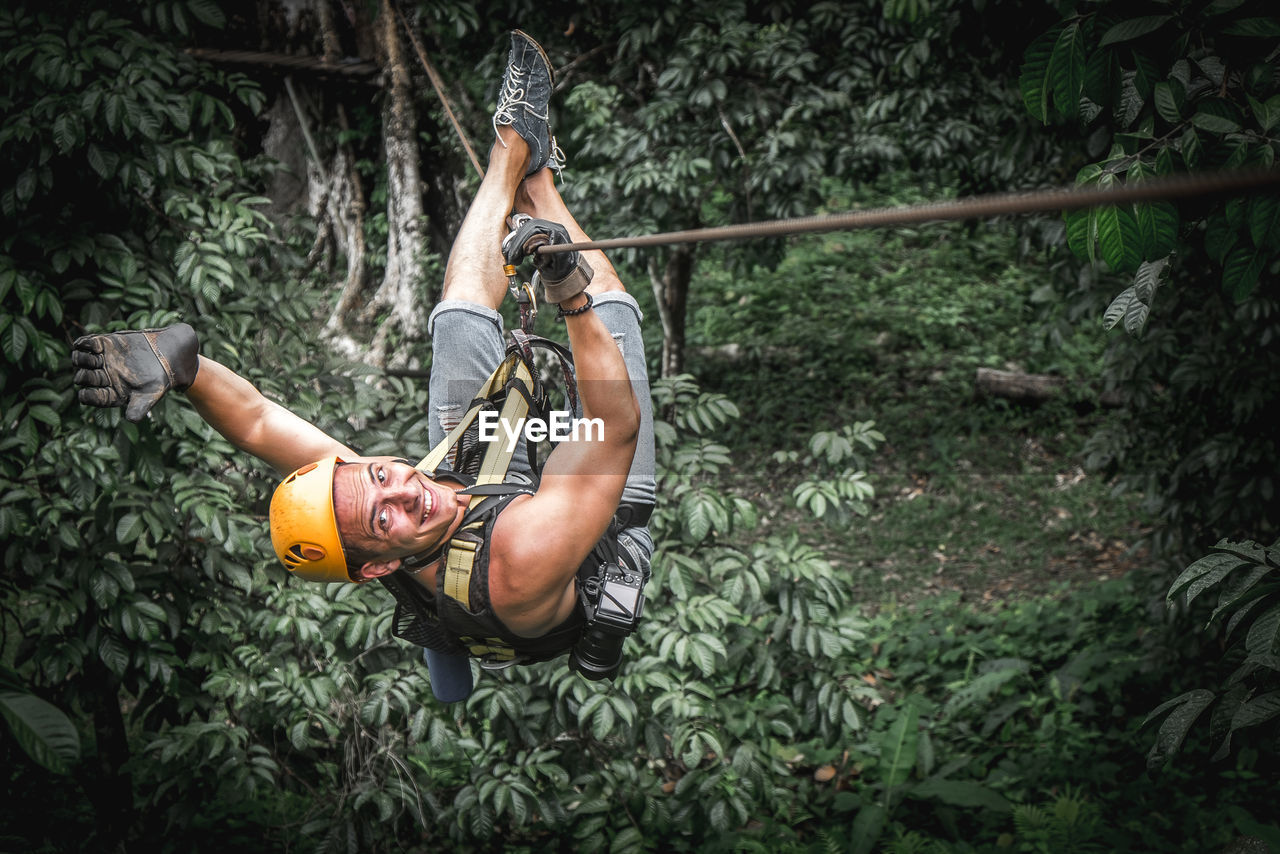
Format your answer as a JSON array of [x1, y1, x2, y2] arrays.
[[492, 30, 564, 176]]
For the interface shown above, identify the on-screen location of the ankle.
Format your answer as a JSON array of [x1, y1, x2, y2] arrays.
[[491, 129, 531, 174]]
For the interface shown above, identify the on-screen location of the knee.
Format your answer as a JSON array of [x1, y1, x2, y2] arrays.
[[584, 255, 626, 295], [441, 273, 501, 309]]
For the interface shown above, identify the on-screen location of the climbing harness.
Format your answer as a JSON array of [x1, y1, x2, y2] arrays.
[[376, 276, 648, 679]]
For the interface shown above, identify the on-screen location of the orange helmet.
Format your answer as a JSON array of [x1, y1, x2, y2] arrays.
[[269, 456, 354, 583]]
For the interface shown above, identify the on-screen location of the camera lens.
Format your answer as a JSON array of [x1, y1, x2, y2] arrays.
[[569, 627, 625, 680]]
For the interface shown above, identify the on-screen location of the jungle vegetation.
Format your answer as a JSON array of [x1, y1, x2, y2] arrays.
[[2, 0, 1278, 851]]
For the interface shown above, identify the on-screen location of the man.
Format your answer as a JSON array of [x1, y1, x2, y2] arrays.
[[72, 31, 656, 703]]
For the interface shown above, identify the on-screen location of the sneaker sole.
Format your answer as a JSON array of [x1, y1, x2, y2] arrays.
[[511, 29, 555, 89]]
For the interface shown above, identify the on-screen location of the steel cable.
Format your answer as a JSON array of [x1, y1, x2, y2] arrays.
[[535, 168, 1280, 255]]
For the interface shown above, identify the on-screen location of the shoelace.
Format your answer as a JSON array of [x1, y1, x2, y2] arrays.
[[494, 54, 565, 176], [492, 68, 548, 141], [492, 60, 563, 176], [546, 137, 566, 175]]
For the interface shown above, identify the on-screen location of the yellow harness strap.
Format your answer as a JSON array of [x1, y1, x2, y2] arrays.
[[414, 351, 541, 658]]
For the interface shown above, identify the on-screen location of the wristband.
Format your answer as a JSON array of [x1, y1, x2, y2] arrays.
[[556, 291, 593, 321]]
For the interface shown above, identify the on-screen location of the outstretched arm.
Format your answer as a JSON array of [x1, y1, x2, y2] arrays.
[[186, 356, 355, 475], [73, 324, 353, 476]]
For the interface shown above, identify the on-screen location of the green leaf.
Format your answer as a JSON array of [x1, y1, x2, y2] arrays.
[[1132, 257, 1168, 303], [1208, 566, 1276, 626], [1144, 689, 1215, 768], [1020, 25, 1061, 123], [1227, 595, 1273, 638], [98, 633, 129, 676], [1230, 691, 1280, 730], [1205, 0, 1249, 14], [1169, 552, 1248, 603], [1180, 127, 1203, 167], [1097, 205, 1142, 272], [680, 493, 711, 542], [15, 169, 36, 202], [1103, 286, 1137, 331], [1221, 245, 1265, 301], [116, 512, 144, 544], [1244, 603, 1280, 655], [850, 804, 888, 854], [911, 779, 1013, 812], [52, 114, 76, 153], [1222, 17, 1280, 37], [186, 0, 227, 28], [1049, 21, 1086, 121], [880, 699, 920, 791], [1082, 47, 1114, 106], [1192, 99, 1243, 134], [1, 319, 29, 362], [1213, 539, 1273, 564], [1153, 82, 1184, 124], [1099, 15, 1172, 46], [1135, 202, 1179, 260], [948, 661, 1031, 717], [1065, 208, 1097, 262], [1247, 194, 1280, 248], [1187, 554, 1250, 606], [1248, 94, 1280, 133], [0, 692, 81, 775]]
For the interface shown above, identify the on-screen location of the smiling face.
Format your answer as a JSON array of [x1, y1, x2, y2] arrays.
[[331, 459, 463, 577]]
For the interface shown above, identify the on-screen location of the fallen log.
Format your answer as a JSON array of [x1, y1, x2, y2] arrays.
[[975, 368, 1123, 407]]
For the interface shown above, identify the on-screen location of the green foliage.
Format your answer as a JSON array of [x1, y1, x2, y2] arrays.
[[1008, 787, 1104, 853], [1021, 0, 1280, 552], [541, 0, 1055, 373], [2, 1, 1275, 851], [774, 422, 883, 521], [0, 667, 80, 776], [1144, 538, 1280, 767], [0, 2, 411, 848]]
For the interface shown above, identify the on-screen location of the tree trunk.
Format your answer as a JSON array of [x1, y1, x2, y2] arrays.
[[648, 246, 694, 377], [360, 0, 426, 368], [83, 661, 134, 853]]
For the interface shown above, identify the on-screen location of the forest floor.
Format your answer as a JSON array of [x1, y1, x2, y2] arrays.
[[672, 193, 1160, 612], [723, 431, 1153, 611]]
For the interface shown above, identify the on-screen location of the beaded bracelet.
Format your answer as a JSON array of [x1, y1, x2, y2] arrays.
[[556, 291, 594, 321]]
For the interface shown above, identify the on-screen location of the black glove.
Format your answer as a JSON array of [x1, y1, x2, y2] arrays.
[[501, 217, 593, 304], [72, 323, 199, 422]]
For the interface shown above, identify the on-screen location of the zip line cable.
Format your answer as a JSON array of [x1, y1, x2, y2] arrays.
[[534, 168, 1280, 255], [389, 22, 1276, 258]]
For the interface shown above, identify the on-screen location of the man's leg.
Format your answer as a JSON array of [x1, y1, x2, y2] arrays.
[[426, 129, 533, 460], [438, 129, 529, 310], [428, 29, 550, 461], [513, 170, 658, 563]]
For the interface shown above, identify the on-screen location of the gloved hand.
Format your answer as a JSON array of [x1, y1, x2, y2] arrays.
[[501, 217, 593, 304], [72, 323, 199, 422]]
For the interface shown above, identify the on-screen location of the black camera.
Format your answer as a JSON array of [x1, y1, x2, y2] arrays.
[[569, 560, 646, 681]]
